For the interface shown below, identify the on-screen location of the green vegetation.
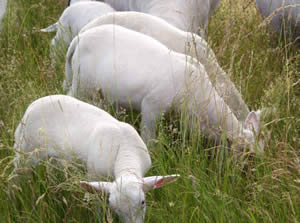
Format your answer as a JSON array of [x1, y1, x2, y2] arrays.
[[0, 0, 299, 222]]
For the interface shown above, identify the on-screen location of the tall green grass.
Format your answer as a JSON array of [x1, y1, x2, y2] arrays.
[[0, 0, 299, 222]]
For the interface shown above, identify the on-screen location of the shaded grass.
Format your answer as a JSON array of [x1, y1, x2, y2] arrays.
[[0, 0, 299, 222]]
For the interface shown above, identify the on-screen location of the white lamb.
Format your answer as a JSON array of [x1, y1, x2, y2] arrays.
[[80, 11, 250, 121], [99, 0, 221, 35], [40, 1, 114, 57], [65, 25, 264, 153], [13, 94, 179, 223], [256, 0, 300, 40]]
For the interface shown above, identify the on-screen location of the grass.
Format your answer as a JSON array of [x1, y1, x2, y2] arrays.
[[0, 0, 299, 222]]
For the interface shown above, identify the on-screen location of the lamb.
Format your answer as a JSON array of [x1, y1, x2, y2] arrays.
[[256, 0, 300, 40], [40, 1, 114, 57], [65, 25, 264, 153], [13, 94, 179, 223], [0, 0, 7, 31], [99, 0, 221, 35], [80, 11, 250, 121]]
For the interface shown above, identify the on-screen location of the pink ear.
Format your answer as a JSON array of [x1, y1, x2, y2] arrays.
[[79, 181, 112, 194], [244, 111, 260, 133], [142, 174, 180, 192]]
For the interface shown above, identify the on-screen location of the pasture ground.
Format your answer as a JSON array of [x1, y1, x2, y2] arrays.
[[0, 0, 299, 222]]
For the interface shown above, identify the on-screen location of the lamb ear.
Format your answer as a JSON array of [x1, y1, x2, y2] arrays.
[[255, 109, 262, 120], [80, 181, 113, 194], [142, 174, 180, 192], [244, 111, 260, 133]]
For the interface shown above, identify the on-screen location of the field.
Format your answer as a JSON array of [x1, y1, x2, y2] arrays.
[[0, 0, 299, 222]]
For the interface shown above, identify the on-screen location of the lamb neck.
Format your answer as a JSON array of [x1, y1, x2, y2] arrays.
[[181, 72, 242, 142], [114, 145, 150, 179]]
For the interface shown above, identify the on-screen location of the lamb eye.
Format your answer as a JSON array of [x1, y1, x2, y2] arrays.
[[141, 200, 145, 205]]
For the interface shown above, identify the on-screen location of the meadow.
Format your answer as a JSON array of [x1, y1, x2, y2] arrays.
[[0, 0, 299, 222]]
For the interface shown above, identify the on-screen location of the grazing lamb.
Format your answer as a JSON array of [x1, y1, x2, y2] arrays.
[[13, 95, 179, 223], [41, 1, 114, 57], [80, 11, 250, 121], [65, 25, 264, 153], [0, 0, 7, 31], [99, 0, 221, 35], [256, 0, 300, 40]]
